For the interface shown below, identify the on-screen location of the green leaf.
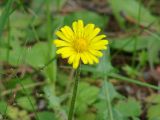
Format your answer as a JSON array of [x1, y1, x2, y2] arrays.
[[52, 0, 67, 10], [75, 82, 99, 114], [43, 85, 67, 120], [148, 104, 160, 120], [94, 101, 125, 120], [79, 112, 96, 120], [115, 98, 141, 117], [122, 65, 139, 78], [0, 101, 7, 115], [43, 85, 60, 108], [109, 0, 157, 29], [16, 96, 37, 111], [148, 36, 160, 64], [63, 10, 109, 29], [37, 111, 56, 120], [146, 94, 160, 104], [111, 35, 150, 52], [138, 50, 148, 67], [99, 81, 122, 101], [4, 77, 34, 95], [97, 50, 114, 75], [7, 106, 30, 120], [25, 42, 49, 68]]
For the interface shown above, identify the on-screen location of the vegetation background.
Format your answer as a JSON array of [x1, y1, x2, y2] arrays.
[[0, 0, 160, 120]]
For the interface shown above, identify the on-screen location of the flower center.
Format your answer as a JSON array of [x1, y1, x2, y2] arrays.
[[74, 38, 87, 52]]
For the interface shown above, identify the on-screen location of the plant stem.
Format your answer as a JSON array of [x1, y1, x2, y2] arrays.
[[104, 78, 114, 120], [46, 0, 57, 84], [109, 73, 160, 90], [68, 67, 80, 120]]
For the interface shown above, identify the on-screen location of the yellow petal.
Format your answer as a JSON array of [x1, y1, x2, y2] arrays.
[[72, 21, 78, 34], [89, 49, 103, 57], [53, 39, 71, 47], [77, 20, 84, 37], [72, 53, 80, 69], [83, 52, 93, 64], [60, 26, 74, 40], [68, 54, 76, 64], [94, 40, 109, 45], [80, 53, 88, 64], [91, 35, 106, 43], [88, 27, 101, 40], [61, 50, 76, 58], [56, 47, 73, 54], [87, 53, 99, 63], [90, 45, 107, 51], [84, 24, 95, 37], [55, 31, 71, 42]]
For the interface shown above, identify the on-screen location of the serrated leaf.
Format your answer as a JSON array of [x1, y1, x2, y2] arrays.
[[75, 82, 99, 114], [115, 98, 141, 117], [94, 101, 125, 120]]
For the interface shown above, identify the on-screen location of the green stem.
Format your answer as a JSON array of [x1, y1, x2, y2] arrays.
[[7, 16, 11, 62], [104, 79, 114, 120], [109, 73, 160, 90], [68, 67, 80, 120]]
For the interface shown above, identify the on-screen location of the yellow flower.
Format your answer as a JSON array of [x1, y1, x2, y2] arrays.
[[53, 20, 109, 69]]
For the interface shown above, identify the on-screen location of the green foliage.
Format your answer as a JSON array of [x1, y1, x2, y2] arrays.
[[0, 101, 7, 115], [37, 111, 56, 120], [16, 96, 37, 111], [79, 112, 96, 120], [7, 106, 30, 120], [115, 98, 141, 118], [99, 81, 122, 101], [43, 85, 67, 120], [109, 0, 157, 29], [75, 82, 99, 114], [43, 85, 60, 108], [64, 10, 109, 29], [0, 0, 160, 120], [111, 35, 151, 52], [147, 94, 160, 120], [122, 65, 140, 78], [148, 105, 160, 120], [0, 0, 13, 37], [25, 42, 49, 68]]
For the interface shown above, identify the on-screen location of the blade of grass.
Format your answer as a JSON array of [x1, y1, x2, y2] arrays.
[[0, 0, 13, 117], [6, 17, 11, 62], [15, 75, 39, 120], [131, 0, 142, 67], [109, 73, 160, 90], [46, 0, 57, 84], [0, 0, 13, 38]]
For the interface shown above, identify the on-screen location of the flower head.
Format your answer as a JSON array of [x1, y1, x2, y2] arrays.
[[53, 20, 109, 69]]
